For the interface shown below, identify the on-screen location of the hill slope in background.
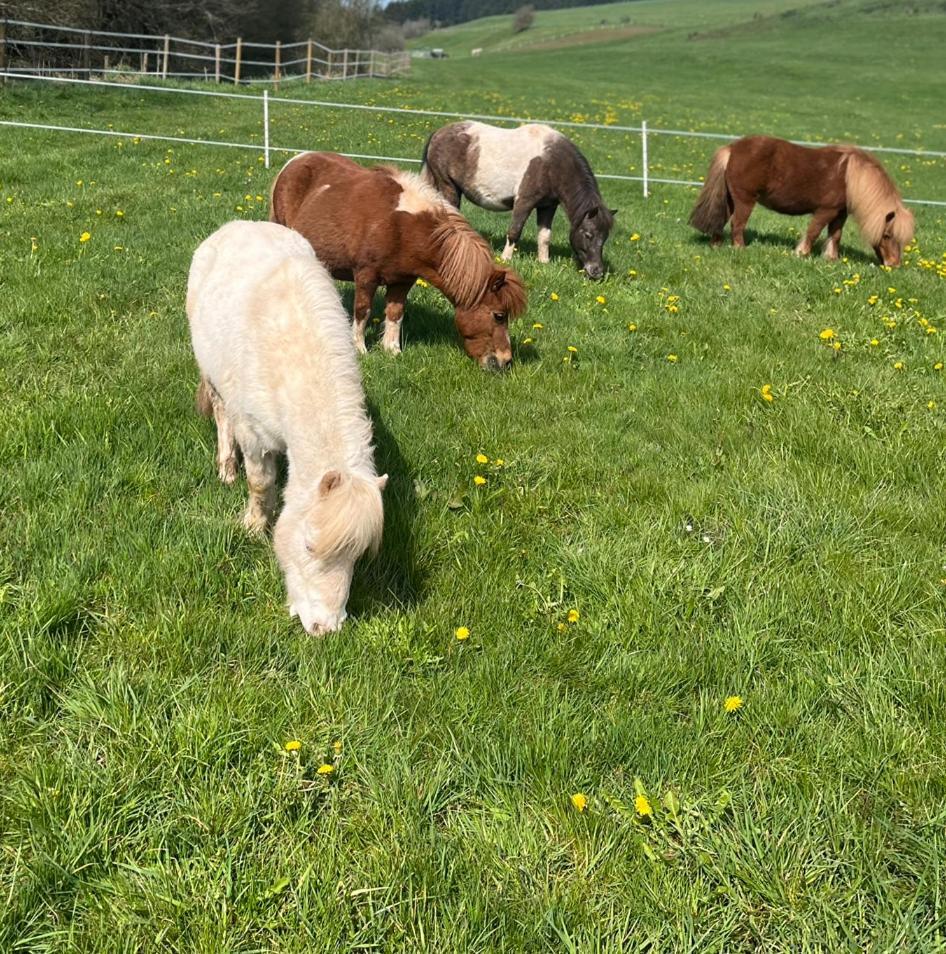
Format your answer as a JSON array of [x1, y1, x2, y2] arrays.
[[407, 0, 834, 56]]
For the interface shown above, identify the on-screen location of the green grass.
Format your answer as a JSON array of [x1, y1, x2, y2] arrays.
[[3, 0, 946, 948]]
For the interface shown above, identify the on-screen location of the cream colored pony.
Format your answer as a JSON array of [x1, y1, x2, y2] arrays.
[[187, 221, 387, 635]]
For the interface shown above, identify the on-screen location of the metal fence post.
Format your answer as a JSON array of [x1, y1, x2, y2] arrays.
[[263, 89, 270, 169], [641, 119, 649, 198]]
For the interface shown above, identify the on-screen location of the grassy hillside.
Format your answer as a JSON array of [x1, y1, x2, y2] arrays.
[[408, 0, 833, 56], [2, 0, 946, 949]]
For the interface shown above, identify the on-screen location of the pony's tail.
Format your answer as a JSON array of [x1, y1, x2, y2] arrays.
[[195, 376, 214, 417], [689, 146, 731, 235]]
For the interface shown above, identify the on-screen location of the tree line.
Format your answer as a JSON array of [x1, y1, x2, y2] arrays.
[[0, 0, 405, 50]]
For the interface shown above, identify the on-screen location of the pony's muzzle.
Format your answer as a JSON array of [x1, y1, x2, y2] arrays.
[[584, 263, 605, 280], [483, 354, 512, 372]]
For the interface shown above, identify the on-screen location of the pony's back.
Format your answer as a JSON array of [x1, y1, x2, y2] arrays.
[[187, 220, 371, 467]]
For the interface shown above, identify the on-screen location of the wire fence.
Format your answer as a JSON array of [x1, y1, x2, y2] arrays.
[[0, 17, 410, 85], [1, 70, 945, 207]]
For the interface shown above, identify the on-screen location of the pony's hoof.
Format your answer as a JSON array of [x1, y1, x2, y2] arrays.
[[218, 459, 238, 485], [794, 243, 810, 257], [242, 509, 269, 535], [501, 241, 516, 262]]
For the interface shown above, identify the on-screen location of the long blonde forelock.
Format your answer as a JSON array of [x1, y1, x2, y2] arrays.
[[844, 149, 913, 248], [309, 473, 384, 562]]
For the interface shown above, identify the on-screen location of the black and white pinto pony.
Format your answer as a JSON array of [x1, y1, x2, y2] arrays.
[[422, 121, 616, 279]]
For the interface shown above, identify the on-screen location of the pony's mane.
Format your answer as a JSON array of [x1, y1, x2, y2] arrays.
[[310, 473, 384, 561], [844, 148, 914, 248], [384, 166, 526, 316], [558, 137, 614, 229]]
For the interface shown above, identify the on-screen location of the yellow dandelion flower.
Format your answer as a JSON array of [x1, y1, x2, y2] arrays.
[[870, 338, 880, 347], [832, 340, 842, 352], [333, 740, 343, 754], [571, 792, 588, 813], [317, 763, 335, 775], [666, 354, 678, 363], [760, 384, 774, 403], [627, 322, 637, 332], [723, 283, 732, 291], [284, 739, 302, 752], [567, 345, 578, 353], [724, 695, 744, 713], [819, 328, 835, 341], [473, 475, 487, 486], [634, 794, 653, 817], [415, 278, 429, 288], [115, 209, 124, 217], [928, 400, 937, 410], [532, 322, 544, 330], [628, 268, 638, 277], [522, 337, 534, 345], [935, 362, 944, 371], [549, 292, 559, 301], [475, 453, 489, 464], [894, 361, 904, 370], [630, 233, 640, 242], [79, 231, 91, 243], [494, 458, 505, 466], [567, 609, 580, 623], [596, 295, 606, 305], [455, 626, 470, 641]]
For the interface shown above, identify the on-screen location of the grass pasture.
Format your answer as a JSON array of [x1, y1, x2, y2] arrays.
[[3, 0, 946, 949]]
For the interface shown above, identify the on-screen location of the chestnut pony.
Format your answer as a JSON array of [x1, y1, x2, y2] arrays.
[[690, 135, 914, 266], [270, 152, 527, 370]]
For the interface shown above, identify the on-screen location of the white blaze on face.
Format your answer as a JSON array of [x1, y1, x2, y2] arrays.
[[467, 122, 558, 211]]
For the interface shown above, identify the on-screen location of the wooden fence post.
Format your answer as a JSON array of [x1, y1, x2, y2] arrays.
[[234, 37, 242, 84], [161, 34, 169, 78], [274, 40, 281, 89], [305, 39, 312, 83], [342, 48, 348, 80], [214, 44, 220, 83], [82, 31, 91, 74], [141, 51, 148, 74], [369, 49, 375, 77], [0, 20, 7, 80], [103, 54, 109, 75]]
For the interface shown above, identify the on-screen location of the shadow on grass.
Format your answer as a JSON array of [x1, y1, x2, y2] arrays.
[[347, 400, 426, 619], [688, 229, 878, 266]]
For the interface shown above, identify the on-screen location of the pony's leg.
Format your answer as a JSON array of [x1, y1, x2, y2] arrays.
[[502, 196, 538, 261], [536, 203, 558, 264], [241, 447, 277, 535], [712, 193, 735, 247], [795, 208, 835, 257], [352, 274, 378, 354], [729, 196, 756, 248], [382, 282, 412, 355], [822, 210, 847, 260], [209, 385, 238, 485]]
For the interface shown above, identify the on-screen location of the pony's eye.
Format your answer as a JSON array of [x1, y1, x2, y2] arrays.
[[493, 312, 507, 324]]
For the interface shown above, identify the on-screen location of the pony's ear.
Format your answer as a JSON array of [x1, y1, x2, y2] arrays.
[[490, 269, 508, 293], [377, 474, 389, 491], [609, 208, 618, 217], [319, 470, 342, 496], [584, 207, 599, 220], [885, 210, 896, 224]]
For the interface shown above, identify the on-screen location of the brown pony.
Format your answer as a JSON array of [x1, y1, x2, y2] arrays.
[[270, 152, 527, 370], [690, 135, 914, 266]]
